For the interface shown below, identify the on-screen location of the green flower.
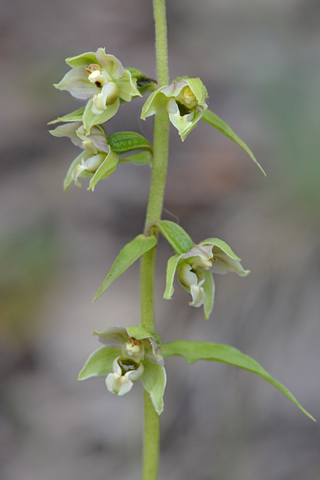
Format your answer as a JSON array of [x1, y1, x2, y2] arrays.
[[164, 239, 250, 319], [54, 48, 141, 128], [78, 327, 166, 415], [141, 77, 208, 141], [49, 122, 118, 191]]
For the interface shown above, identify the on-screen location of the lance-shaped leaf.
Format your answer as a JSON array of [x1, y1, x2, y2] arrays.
[[78, 346, 120, 380], [48, 107, 85, 125], [202, 109, 266, 176], [140, 359, 167, 415], [108, 131, 152, 155], [161, 341, 315, 421], [94, 234, 157, 301], [157, 220, 194, 255], [119, 151, 153, 166]]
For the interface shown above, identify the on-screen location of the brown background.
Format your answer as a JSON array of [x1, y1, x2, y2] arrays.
[[1, 1, 320, 479]]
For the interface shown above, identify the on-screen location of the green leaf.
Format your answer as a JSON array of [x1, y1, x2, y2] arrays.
[[94, 234, 157, 301], [88, 151, 118, 192], [202, 109, 266, 176], [48, 107, 85, 125], [203, 270, 215, 320], [163, 254, 180, 300], [161, 341, 315, 421], [108, 131, 152, 155], [78, 346, 119, 380], [119, 151, 153, 166], [140, 360, 167, 415], [63, 152, 84, 191], [157, 220, 194, 255]]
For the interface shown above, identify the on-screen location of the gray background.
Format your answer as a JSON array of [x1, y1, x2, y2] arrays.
[[1, 0, 320, 479]]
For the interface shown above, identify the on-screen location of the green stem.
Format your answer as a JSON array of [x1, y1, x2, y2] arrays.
[[141, 0, 169, 479]]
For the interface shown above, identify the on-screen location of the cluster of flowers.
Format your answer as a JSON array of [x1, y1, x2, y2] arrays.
[[51, 49, 248, 412], [50, 47, 209, 190]]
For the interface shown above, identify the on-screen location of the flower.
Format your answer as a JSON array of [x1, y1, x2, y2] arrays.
[[78, 326, 166, 414], [141, 77, 208, 141], [54, 48, 141, 128], [49, 121, 118, 191], [164, 239, 250, 319]]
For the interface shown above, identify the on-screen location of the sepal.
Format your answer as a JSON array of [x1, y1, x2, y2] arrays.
[[78, 346, 120, 380], [48, 107, 85, 125], [140, 360, 167, 415]]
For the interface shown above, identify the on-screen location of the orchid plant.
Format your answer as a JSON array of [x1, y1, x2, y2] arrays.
[[50, 1, 314, 478]]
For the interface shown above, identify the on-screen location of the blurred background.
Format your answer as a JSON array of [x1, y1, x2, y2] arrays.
[[1, 0, 320, 479]]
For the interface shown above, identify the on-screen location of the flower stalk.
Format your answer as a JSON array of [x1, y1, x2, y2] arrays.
[[141, 0, 170, 478]]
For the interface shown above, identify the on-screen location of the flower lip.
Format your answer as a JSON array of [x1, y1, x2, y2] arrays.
[[118, 358, 140, 375]]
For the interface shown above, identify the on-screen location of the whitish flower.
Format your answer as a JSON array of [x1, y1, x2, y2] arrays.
[[54, 48, 140, 122], [49, 122, 118, 190], [78, 327, 166, 414], [164, 239, 250, 319], [141, 77, 208, 141]]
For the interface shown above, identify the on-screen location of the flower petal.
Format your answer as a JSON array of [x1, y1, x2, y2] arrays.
[[106, 373, 133, 396], [140, 360, 167, 415], [141, 90, 171, 119], [203, 270, 215, 320], [76, 125, 109, 153], [163, 254, 181, 300], [95, 49, 125, 79], [93, 327, 129, 349], [83, 97, 120, 133], [189, 284, 205, 307], [78, 346, 120, 380], [49, 122, 83, 148], [88, 150, 118, 191], [116, 70, 141, 102], [54, 66, 98, 100], [65, 51, 98, 68]]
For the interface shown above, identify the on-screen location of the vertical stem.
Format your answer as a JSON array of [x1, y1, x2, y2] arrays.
[[141, 1, 169, 479]]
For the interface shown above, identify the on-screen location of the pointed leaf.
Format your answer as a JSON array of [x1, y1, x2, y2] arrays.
[[88, 151, 118, 191], [78, 346, 119, 380], [202, 109, 266, 176], [163, 254, 180, 300], [161, 341, 315, 421], [48, 107, 85, 125], [94, 234, 157, 301], [140, 360, 167, 415], [119, 151, 153, 166], [203, 270, 215, 320], [157, 220, 194, 255], [108, 131, 152, 155]]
